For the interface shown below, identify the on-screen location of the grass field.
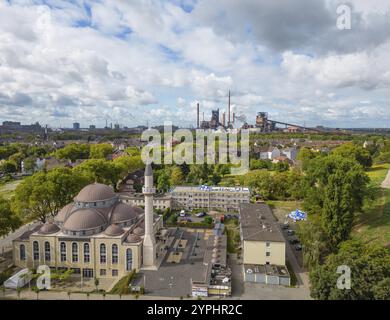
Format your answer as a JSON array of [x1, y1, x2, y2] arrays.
[[0, 179, 22, 200], [353, 164, 390, 247]]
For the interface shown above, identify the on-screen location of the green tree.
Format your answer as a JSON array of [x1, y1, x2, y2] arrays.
[[332, 142, 373, 169], [73, 159, 122, 190], [55, 143, 90, 162], [0, 160, 17, 174], [309, 240, 390, 300], [0, 197, 21, 237], [170, 166, 184, 185], [90, 144, 114, 159], [157, 171, 171, 192], [303, 155, 369, 248], [13, 168, 91, 222]]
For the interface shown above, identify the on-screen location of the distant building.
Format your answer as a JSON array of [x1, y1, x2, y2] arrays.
[[0, 121, 43, 134], [89, 125, 96, 130], [281, 147, 298, 161], [73, 122, 80, 130], [257, 146, 281, 160], [239, 203, 290, 286], [120, 193, 172, 211], [171, 185, 250, 212]]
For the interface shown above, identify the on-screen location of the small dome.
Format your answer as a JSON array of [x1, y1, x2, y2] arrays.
[[54, 203, 75, 223], [104, 224, 124, 236], [126, 234, 142, 243], [110, 203, 138, 224], [63, 209, 107, 231], [38, 222, 60, 235], [74, 183, 116, 202], [133, 227, 144, 236]]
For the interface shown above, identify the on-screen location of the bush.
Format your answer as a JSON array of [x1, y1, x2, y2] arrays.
[[109, 270, 136, 295]]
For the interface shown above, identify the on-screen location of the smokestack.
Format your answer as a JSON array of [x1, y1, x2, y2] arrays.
[[228, 90, 231, 125], [233, 112, 236, 124], [197, 102, 200, 128]]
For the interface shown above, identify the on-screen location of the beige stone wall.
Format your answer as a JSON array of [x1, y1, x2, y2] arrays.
[[243, 240, 286, 266], [13, 235, 142, 279]]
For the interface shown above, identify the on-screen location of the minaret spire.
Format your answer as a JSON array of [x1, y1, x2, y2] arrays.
[[142, 162, 156, 268]]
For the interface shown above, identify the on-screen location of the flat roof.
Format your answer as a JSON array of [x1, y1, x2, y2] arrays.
[[171, 185, 250, 193], [239, 203, 285, 242], [244, 264, 290, 277]]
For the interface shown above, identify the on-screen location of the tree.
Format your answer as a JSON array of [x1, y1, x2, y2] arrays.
[[332, 142, 373, 169], [272, 161, 290, 172], [90, 144, 114, 159], [297, 147, 317, 170], [113, 155, 144, 177], [204, 216, 213, 225], [94, 278, 100, 292], [0, 160, 17, 174], [303, 155, 369, 248], [0, 197, 21, 237], [170, 166, 184, 185], [211, 173, 221, 185], [309, 240, 390, 300], [55, 143, 90, 162], [73, 159, 122, 190], [13, 168, 91, 222], [157, 171, 171, 192]]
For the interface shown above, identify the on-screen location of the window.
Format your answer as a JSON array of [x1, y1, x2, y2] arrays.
[[266, 242, 271, 247], [60, 242, 66, 262], [100, 269, 106, 276], [83, 268, 93, 278], [112, 244, 118, 264], [33, 241, 39, 261], [112, 269, 118, 277], [100, 244, 106, 263], [72, 242, 78, 262], [44, 241, 51, 262], [83, 243, 90, 263], [266, 252, 271, 257], [20, 244, 26, 261], [126, 248, 132, 271]]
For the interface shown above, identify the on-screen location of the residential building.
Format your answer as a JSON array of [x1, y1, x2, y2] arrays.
[[170, 185, 250, 212], [239, 203, 290, 286]]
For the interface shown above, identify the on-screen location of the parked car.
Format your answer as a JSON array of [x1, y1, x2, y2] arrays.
[[196, 212, 206, 217], [289, 239, 299, 245], [179, 210, 186, 217], [281, 223, 289, 230], [287, 229, 295, 236]]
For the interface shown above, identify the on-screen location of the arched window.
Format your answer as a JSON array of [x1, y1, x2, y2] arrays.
[[83, 243, 90, 263], [126, 248, 132, 271], [100, 244, 106, 263], [33, 241, 39, 261], [60, 242, 66, 262], [112, 244, 118, 264], [20, 244, 26, 261], [44, 241, 51, 262], [72, 242, 78, 262]]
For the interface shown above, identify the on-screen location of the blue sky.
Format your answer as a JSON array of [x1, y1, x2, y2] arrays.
[[0, 0, 390, 128]]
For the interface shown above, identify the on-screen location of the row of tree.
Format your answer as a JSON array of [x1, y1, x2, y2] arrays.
[[295, 142, 390, 299], [54, 143, 114, 162]]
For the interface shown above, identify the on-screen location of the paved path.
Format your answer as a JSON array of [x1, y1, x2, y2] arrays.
[[381, 170, 390, 189]]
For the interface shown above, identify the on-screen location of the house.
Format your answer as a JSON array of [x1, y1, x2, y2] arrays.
[[257, 147, 281, 160], [281, 147, 298, 161]]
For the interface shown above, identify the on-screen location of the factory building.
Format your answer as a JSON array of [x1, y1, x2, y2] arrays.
[[170, 186, 250, 212], [239, 203, 290, 286]]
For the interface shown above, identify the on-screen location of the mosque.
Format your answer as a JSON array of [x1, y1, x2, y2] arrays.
[[12, 164, 165, 279]]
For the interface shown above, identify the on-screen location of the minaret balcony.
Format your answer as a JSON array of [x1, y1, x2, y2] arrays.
[[143, 187, 156, 194]]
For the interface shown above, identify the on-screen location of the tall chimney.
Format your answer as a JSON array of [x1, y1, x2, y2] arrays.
[[228, 90, 231, 125], [197, 102, 200, 128], [233, 112, 236, 124]]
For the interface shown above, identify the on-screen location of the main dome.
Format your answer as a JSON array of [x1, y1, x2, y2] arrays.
[[74, 183, 116, 202], [110, 203, 138, 224], [63, 209, 108, 231]]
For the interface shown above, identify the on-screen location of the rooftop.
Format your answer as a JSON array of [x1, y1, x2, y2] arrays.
[[171, 185, 250, 193], [239, 203, 285, 242]]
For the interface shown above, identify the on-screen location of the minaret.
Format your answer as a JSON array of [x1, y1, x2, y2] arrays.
[[142, 163, 156, 267]]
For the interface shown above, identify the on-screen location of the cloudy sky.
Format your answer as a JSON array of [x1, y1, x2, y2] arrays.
[[0, 0, 390, 128]]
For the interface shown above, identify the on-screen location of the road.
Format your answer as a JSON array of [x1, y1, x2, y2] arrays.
[[381, 169, 390, 189]]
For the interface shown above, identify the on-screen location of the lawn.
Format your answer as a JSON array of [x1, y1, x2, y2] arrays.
[[0, 179, 22, 200], [353, 164, 390, 247], [267, 200, 303, 222]]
